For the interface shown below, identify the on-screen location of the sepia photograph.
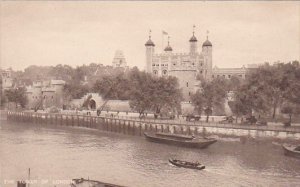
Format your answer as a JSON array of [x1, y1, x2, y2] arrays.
[[0, 1, 299, 187]]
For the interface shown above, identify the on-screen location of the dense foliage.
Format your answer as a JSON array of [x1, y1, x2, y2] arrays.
[[2, 60, 299, 124], [92, 67, 183, 117], [191, 78, 227, 122], [4, 87, 28, 108], [229, 61, 300, 124]]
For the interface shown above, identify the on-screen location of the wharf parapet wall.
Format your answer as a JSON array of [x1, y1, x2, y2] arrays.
[[6, 111, 300, 140]]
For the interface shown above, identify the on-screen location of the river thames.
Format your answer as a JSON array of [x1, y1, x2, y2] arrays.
[[1, 119, 300, 187]]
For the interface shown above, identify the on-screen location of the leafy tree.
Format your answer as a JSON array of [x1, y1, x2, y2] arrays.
[[227, 76, 243, 91], [0, 93, 7, 107], [22, 65, 52, 80], [280, 61, 300, 125], [49, 64, 74, 82], [5, 87, 28, 108], [93, 73, 131, 100], [281, 103, 300, 126], [150, 76, 182, 118], [127, 69, 182, 118], [191, 78, 227, 122], [228, 86, 252, 123], [191, 90, 204, 115], [239, 62, 300, 120], [63, 83, 90, 101], [128, 70, 152, 116], [0, 77, 6, 107], [281, 61, 300, 105]]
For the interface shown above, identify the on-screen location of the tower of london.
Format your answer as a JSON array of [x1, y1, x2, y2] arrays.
[[145, 29, 212, 101]]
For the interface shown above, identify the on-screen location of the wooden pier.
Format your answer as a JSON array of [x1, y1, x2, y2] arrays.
[[5, 111, 300, 140]]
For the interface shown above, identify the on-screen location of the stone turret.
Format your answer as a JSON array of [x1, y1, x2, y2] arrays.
[[164, 36, 173, 55], [202, 34, 213, 80], [145, 30, 155, 73], [189, 25, 198, 54]]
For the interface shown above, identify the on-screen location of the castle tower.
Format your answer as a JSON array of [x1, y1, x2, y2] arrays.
[[202, 32, 213, 80], [189, 25, 198, 54], [164, 36, 173, 55], [145, 30, 155, 73], [112, 50, 127, 68]]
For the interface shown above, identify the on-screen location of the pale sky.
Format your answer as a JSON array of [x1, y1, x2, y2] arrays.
[[1, 1, 299, 71]]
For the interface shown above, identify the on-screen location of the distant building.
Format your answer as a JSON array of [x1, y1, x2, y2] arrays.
[[70, 92, 132, 112], [1, 68, 13, 92], [112, 50, 127, 68], [26, 80, 65, 109], [212, 66, 247, 79]]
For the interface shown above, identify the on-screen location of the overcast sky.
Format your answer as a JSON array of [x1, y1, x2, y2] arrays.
[[1, 1, 299, 71]]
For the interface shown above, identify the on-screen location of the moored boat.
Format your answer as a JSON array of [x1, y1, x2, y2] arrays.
[[70, 178, 126, 187], [169, 158, 205, 170], [144, 132, 217, 149], [282, 144, 300, 159]]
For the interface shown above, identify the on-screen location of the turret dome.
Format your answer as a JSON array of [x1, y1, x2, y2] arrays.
[[145, 38, 155, 46], [164, 45, 173, 51], [164, 36, 173, 52], [189, 35, 198, 42], [202, 39, 212, 47]]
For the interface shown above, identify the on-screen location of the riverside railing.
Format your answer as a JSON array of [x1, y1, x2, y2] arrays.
[[6, 111, 300, 137]]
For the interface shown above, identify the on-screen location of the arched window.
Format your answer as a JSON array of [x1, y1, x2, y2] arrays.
[[186, 82, 189, 87], [162, 70, 167, 75], [153, 70, 158, 75]]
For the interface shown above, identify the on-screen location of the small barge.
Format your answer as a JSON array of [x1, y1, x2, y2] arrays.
[[169, 158, 205, 170], [144, 132, 217, 149], [282, 144, 300, 159], [71, 178, 126, 187]]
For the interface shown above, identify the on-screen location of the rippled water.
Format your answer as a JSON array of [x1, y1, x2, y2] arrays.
[[1, 120, 300, 187]]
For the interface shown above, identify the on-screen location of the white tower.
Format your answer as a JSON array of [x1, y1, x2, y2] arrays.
[[145, 30, 155, 73], [202, 32, 213, 80], [112, 50, 127, 68], [189, 25, 198, 54]]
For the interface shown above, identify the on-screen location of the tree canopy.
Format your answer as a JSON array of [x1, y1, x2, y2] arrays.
[[232, 61, 300, 123], [4, 87, 28, 108], [191, 78, 227, 122], [92, 68, 183, 117]]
